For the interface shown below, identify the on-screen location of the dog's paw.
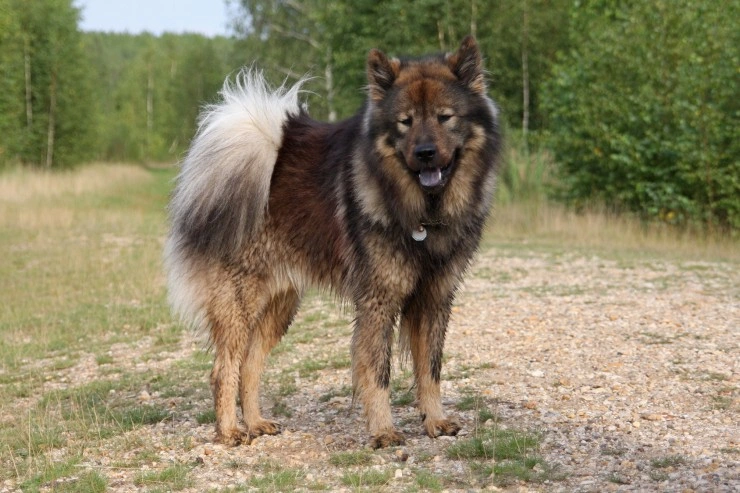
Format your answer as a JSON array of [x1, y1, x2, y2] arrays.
[[369, 429, 406, 449], [215, 428, 252, 446], [424, 417, 461, 438], [247, 419, 282, 438]]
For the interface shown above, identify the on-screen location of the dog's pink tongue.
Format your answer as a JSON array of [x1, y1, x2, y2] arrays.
[[419, 168, 442, 187]]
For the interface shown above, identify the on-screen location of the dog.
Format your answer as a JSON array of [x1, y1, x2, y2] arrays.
[[165, 35, 501, 448]]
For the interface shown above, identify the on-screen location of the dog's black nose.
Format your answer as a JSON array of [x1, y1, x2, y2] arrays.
[[414, 144, 436, 163]]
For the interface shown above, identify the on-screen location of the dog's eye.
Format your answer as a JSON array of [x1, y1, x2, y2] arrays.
[[438, 113, 454, 124], [398, 116, 413, 127]]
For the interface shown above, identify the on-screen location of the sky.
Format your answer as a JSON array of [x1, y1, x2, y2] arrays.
[[76, 0, 235, 37]]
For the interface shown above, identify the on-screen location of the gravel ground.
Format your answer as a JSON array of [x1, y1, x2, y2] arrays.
[[8, 247, 738, 492]]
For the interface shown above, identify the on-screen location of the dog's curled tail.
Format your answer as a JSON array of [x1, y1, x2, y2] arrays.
[[168, 69, 304, 259]]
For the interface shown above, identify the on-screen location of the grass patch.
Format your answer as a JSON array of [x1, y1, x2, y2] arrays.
[[318, 385, 352, 403], [134, 463, 192, 491], [196, 409, 216, 424], [273, 371, 298, 397], [272, 399, 293, 418], [95, 354, 114, 365], [329, 450, 374, 467], [455, 394, 479, 411], [340, 469, 392, 488], [446, 428, 540, 461], [18, 457, 81, 492], [391, 389, 414, 406], [650, 455, 687, 469], [244, 461, 305, 492], [413, 469, 444, 491], [295, 359, 328, 379], [607, 473, 631, 485], [248, 468, 304, 491], [447, 426, 559, 486]]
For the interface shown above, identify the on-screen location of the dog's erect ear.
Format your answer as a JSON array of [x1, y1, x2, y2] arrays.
[[447, 35, 485, 94], [367, 49, 400, 101]]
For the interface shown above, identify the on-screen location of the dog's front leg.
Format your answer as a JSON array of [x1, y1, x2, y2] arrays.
[[351, 294, 404, 449], [402, 283, 461, 438]]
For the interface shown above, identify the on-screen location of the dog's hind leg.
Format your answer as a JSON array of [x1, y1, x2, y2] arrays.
[[209, 274, 270, 446], [402, 281, 461, 438], [239, 288, 300, 439]]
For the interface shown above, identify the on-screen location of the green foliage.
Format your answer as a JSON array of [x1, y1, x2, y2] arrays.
[[231, 0, 571, 127], [543, 0, 739, 231], [83, 32, 235, 163], [1, 1, 737, 234], [0, 0, 95, 168]]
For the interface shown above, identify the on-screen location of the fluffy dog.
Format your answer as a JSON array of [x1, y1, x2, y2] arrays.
[[165, 35, 500, 448]]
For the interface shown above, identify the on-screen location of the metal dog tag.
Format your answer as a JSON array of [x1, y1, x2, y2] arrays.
[[412, 225, 427, 241]]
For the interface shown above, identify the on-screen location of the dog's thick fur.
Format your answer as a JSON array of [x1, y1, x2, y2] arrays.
[[165, 36, 501, 448]]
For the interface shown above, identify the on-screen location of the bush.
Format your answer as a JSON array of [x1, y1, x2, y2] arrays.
[[543, 1, 739, 232]]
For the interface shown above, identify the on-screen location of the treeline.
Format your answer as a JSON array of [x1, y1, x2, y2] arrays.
[[0, 0, 737, 231]]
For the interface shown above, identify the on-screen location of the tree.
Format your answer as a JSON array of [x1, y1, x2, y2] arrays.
[[229, 0, 571, 129], [0, 0, 26, 166], [543, 0, 739, 231], [0, 0, 95, 168]]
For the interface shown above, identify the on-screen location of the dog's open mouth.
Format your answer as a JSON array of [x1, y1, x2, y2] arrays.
[[419, 168, 443, 188], [417, 150, 458, 191]]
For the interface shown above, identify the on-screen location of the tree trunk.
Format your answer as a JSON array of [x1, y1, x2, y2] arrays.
[[45, 67, 57, 168], [146, 63, 154, 159], [521, 0, 530, 155], [24, 35, 33, 130]]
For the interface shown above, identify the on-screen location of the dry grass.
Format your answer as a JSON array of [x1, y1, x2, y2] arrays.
[[488, 200, 738, 262], [0, 164, 160, 231], [0, 163, 152, 203]]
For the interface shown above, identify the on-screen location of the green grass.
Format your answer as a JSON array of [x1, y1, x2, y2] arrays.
[[134, 464, 192, 491], [413, 469, 444, 491], [340, 469, 392, 488], [0, 164, 179, 486], [446, 426, 559, 486], [248, 468, 304, 491], [650, 455, 687, 469], [329, 450, 375, 467], [196, 409, 217, 424], [446, 428, 540, 461]]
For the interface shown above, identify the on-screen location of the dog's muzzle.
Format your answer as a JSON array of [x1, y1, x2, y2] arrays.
[[411, 144, 457, 192]]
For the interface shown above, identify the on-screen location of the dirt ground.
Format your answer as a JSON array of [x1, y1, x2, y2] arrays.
[[7, 246, 739, 492]]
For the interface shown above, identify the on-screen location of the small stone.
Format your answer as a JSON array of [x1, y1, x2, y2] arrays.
[[203, 447, 213, 456], [394, 468, 403, 479], [395, 449, 409, 462], [137, 390, 151, 403]]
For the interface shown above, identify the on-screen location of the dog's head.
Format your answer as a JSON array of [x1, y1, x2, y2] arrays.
[[366, 36, 490, 194]]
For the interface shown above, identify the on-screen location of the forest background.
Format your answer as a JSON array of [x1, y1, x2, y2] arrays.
[[0, 0, 737, 233]]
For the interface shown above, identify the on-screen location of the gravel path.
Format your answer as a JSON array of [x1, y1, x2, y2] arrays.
[[22, 247, 738, 492]]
